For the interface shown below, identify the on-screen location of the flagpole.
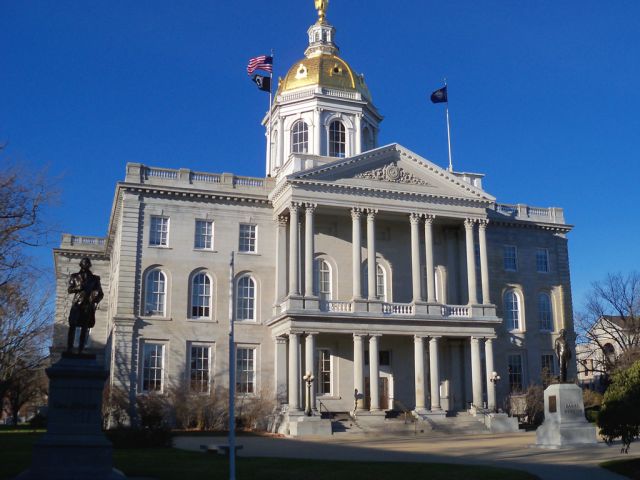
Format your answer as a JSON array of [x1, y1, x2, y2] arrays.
[[228, 251, 236, 480], [266, 49, 274, 176], [444, 79, 453, 172]]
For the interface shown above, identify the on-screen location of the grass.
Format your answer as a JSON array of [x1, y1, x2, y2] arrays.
[[601, 457, 640, 479], [0, 431, 538, 480]]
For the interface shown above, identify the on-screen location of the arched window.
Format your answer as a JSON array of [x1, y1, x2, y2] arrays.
[[376, 264, 386, 301], [538, 292, 553, 331], [236, 275, 256, 321], [314, 259, 332, 301], [145, 269, 166, 316], [504, 290, 521, 331], [329, 120, 346, 157], [364, 263, 387, 301], [191, 273, 212, 319], [291, 121, 309, 154]]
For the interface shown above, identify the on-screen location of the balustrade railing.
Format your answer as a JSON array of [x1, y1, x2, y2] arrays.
[[441, 305, 470, 318], [494, 203, 564, 224], [190, 172, 221, 183], [382, 303, 414, 315], [320, 300, 353, 313], [145, 167, 178, 180]]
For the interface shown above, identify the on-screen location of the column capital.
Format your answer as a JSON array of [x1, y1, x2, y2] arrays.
[[366, 208, 378, 219], [409, 212, 422, 225], [351, 207, 364, 219], [290, 202, 302, 214], [429, 336, 442, 343], [274, 335, 288, 344], [304, 331, 320, 337], [305, 203, 317, 213], [276, 214, 289, 227], [424, 214, 435, 225], [470, 336, 481, 343], [414, 335, 426, 342], [478, 218, 489, 229], [464, 217, 478, 229], [288, 331, 303, 337], [368, 333, 382, 339], [353, 333, 367, 340]]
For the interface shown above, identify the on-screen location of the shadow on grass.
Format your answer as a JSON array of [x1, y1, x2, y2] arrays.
[[601, 457, 640, 479], [0, 431, 538, 480]]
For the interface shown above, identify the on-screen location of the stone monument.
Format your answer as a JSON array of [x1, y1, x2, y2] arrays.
[[17, 258, 126, 479], [535, 330, 597, 448]]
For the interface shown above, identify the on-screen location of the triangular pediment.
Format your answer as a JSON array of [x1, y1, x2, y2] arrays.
[[289, 144, 495, 202]]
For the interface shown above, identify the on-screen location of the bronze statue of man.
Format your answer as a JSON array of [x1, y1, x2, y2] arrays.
[[67, 257, 103, 354], [555, 328, 572, 383]]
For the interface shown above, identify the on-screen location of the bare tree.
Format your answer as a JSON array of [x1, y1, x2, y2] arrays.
[[576, 272, 640, 378], [4, 362, 48, 425]]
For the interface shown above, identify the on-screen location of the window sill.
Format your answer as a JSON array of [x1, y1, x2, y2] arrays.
[[237, 251, 260, 256], [235, 320, 260, 325], [188, 318, 218, 324], [148, 245, 172, 250], [193, 249, 217, 253], [317, 395, 341, 400], [140, 316, 173, 322]]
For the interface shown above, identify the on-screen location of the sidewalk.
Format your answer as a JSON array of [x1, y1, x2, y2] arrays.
[[173, 431, 637, 480]]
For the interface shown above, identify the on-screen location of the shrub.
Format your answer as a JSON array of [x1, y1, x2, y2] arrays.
[[598, 360, 640, 453], [102, 385, 131, 429], [136, 392, 171, 430], [235, 388, 277, 431], [524, 384, 544, 426], [168, 384, 229, 431]]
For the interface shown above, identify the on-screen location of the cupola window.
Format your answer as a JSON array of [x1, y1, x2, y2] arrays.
[[292, 121, 309, 153], [329, 120, 346, 158]]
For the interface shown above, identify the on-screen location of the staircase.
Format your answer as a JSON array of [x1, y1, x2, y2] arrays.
[[420, 411, 491, 435]]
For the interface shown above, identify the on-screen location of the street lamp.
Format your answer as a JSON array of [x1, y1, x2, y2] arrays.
[[303, 371, 315, 417]]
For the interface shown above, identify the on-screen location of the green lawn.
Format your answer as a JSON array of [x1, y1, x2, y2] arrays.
[[601, 457, 640, 479], [0, 431, 538, 480]]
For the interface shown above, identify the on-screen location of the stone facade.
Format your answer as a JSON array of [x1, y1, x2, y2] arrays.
[[52, 6, 577, 429]]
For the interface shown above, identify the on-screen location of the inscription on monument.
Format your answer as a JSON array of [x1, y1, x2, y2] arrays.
[[549, 395, 557, 413]]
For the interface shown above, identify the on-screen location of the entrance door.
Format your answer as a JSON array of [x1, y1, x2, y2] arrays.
[[365, 377, 390, 410]]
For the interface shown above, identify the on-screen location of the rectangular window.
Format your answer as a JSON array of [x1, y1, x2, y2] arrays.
[[142, 343, 164, 392], [541, 354, 554, 375], [190, 345, 211, 393], [239, 224, 257, 253], [194, 220, 214, 250], [508, 354, 523, 392], [503, 245, 517, 271], [317, 349, 331, 395], [536, 248, 549, 273], [365, 350, 391, 366], [236, 347, 255, 394], [149, 216, 169, 246]]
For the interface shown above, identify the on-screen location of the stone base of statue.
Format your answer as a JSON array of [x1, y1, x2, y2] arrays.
[[535, 383, 597, 448], [483, 412, 519, 433], [287, 411, 332, 437], [16, 355, 126, 480]]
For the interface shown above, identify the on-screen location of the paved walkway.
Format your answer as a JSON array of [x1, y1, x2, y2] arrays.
[[173, 431, 638, 480]]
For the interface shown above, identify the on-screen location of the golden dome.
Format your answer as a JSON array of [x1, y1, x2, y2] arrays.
[[277, 54, 372, 100]]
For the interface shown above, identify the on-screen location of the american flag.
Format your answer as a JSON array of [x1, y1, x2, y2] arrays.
[[247, 55, 273, 75]]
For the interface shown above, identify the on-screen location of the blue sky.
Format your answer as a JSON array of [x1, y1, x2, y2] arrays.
[[2, 0, 639, 309]]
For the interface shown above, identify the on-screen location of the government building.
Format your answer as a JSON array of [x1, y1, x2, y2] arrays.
[[53, 3, 576, 432]]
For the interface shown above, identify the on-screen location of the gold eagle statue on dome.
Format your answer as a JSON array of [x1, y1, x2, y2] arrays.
[[314, 0, 328, 22]]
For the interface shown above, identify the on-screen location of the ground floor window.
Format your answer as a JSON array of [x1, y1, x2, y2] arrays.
[[507, 354, 523, 392], [236, 347, 256, 394], [142, 343, 164, 392], [317, 349, 331, 395], [190, 345, 211, 393]]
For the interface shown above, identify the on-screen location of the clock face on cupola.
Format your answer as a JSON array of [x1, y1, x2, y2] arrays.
[[265, 0, 382, 179]]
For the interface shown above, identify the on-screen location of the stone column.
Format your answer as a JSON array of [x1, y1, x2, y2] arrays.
[[485, 337, 496, 411], [274, 336, 288, 404], [288, 332, 301, 411], [424, 215, 436, 303], [478, 219, 491, 305], [276, 116, 284, 169], [464, 218, 478, 305], [275, 215, 288, 302], [289, 204, 300, 296], [410, 213, 423, 303], [355, 113, 362, 154], [305, 332, 317, 411], [414, 336, 426, 411], [304, 204, 316, 297], [351, 208, 363, 300], [429, 336, 441, 411], [367, 209, 378, 300], [369, 335, 381, 411], [314, 108, 322, 155], [353, 334, 365, 410], [470, 336, 483, 409]]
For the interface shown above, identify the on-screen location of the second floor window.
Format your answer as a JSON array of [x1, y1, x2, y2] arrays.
[[329, 120, 346, 157], [291, 121, 309, 153], [236, 275, 256, 321], [314, 259, 332, 300], [191, 273, 212, 318], [145, 269, 166, 316], [239, 224, 257, 253], [504, 290, 521, 331], [195, 220, 213, 249], [150, 216, 169, 246], [538, 292, 553, 331], [503, 245, 517, 271]]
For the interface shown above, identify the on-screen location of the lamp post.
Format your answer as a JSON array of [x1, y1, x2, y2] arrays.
[[489, 371, 501, 413], [303, 371, 315, 417]]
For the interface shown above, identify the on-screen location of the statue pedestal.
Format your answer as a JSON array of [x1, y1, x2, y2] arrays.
[[535, 383, 597, 448], [17, 356, 126, 480]]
